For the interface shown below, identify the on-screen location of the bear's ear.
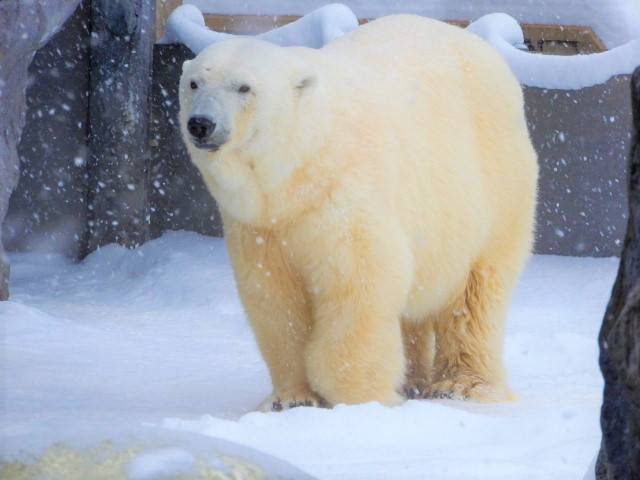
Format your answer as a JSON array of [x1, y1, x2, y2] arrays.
[[182, 59, 192, 72], [294, 75, 317, 94]]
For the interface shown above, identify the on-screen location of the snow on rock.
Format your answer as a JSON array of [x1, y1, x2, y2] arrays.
[[0, 232, 617, 479], [187, 0, 640, 48], [160, 3, 358, 52], [468, 13, 640, 89]]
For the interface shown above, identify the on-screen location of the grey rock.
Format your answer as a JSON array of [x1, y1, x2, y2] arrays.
[[597, 66, 640, 479], [3, 3, 90, 259], [0, 0, 81, 300]]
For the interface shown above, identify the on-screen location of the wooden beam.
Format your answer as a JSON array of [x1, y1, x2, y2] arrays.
[[156, 0, 181, 40], [204, 14, 301, 35], [522, 24, 606, 54], [162, 11, 606, 54]]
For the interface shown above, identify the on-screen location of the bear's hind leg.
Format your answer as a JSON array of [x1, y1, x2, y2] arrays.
[[428, 262, 514, 402]]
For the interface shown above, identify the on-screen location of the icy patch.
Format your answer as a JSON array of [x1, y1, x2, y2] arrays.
[[468, 13, 640, 89], [160, 3, 358, 52]]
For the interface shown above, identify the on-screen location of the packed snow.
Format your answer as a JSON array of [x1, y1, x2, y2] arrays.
[[1, 231, 616, 479]]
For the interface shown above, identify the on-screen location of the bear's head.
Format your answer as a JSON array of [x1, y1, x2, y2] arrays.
[[179, 39, 326, 217]]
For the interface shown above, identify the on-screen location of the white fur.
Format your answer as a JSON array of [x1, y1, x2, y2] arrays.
[[180, 15, 538, 408]]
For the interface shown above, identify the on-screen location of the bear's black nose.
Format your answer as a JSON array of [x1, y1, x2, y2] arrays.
[[187, 116, 216, 140]]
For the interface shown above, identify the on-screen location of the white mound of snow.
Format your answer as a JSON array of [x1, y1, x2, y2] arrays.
[[468, 13, 640, 89], [0, 231, 615, 479], [160, 3, 358, 52]]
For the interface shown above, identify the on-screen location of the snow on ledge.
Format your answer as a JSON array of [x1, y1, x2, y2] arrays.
[[468, 13, 640, 90], [159, 3, 359, 51], [161, 5, 640, 90], [187, 0, 640, 49]]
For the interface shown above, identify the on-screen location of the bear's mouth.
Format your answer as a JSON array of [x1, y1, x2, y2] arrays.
[[192, 140, 221, 152]]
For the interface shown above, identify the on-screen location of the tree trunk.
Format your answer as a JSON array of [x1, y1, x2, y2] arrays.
[[597, 67, 640, 479], [83, 0, 155, 255]]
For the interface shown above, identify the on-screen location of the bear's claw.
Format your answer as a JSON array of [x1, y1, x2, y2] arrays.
[[259, 391, 329, 412], [426, 376, 509, 402], [402, 384, 427, 400]]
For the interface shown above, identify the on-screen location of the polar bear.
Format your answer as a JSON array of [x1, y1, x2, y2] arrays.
[[179, 15, 538, 410]]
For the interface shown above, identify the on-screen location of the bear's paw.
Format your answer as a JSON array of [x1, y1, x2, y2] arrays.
[[426, 376, 512, 402], [258, 389, 329, 412]]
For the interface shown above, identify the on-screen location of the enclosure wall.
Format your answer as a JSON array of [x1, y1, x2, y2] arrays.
[[2, 15, 633, 257]]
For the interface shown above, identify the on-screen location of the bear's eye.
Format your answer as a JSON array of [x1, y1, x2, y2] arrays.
[[190, 81, 198, 90], [238, 84, 251, 94]]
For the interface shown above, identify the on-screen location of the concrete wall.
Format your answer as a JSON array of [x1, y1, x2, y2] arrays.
[[3, 15, 633, 258], [525, 76, 632, 256], [149, 45, 223, 239]]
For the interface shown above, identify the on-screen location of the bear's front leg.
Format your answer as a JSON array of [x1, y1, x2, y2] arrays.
[[240, 267, 324, 411], [303, 228, 410, 406], [225, 225, 323, 412]]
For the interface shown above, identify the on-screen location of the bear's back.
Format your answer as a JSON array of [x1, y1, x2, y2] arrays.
[[315, 14, 537, 258], [321, 14, 522, 105], [325, 14, 467, 59]]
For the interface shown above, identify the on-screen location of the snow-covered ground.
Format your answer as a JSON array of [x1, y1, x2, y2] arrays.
[[1, 231, 617, 479]]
